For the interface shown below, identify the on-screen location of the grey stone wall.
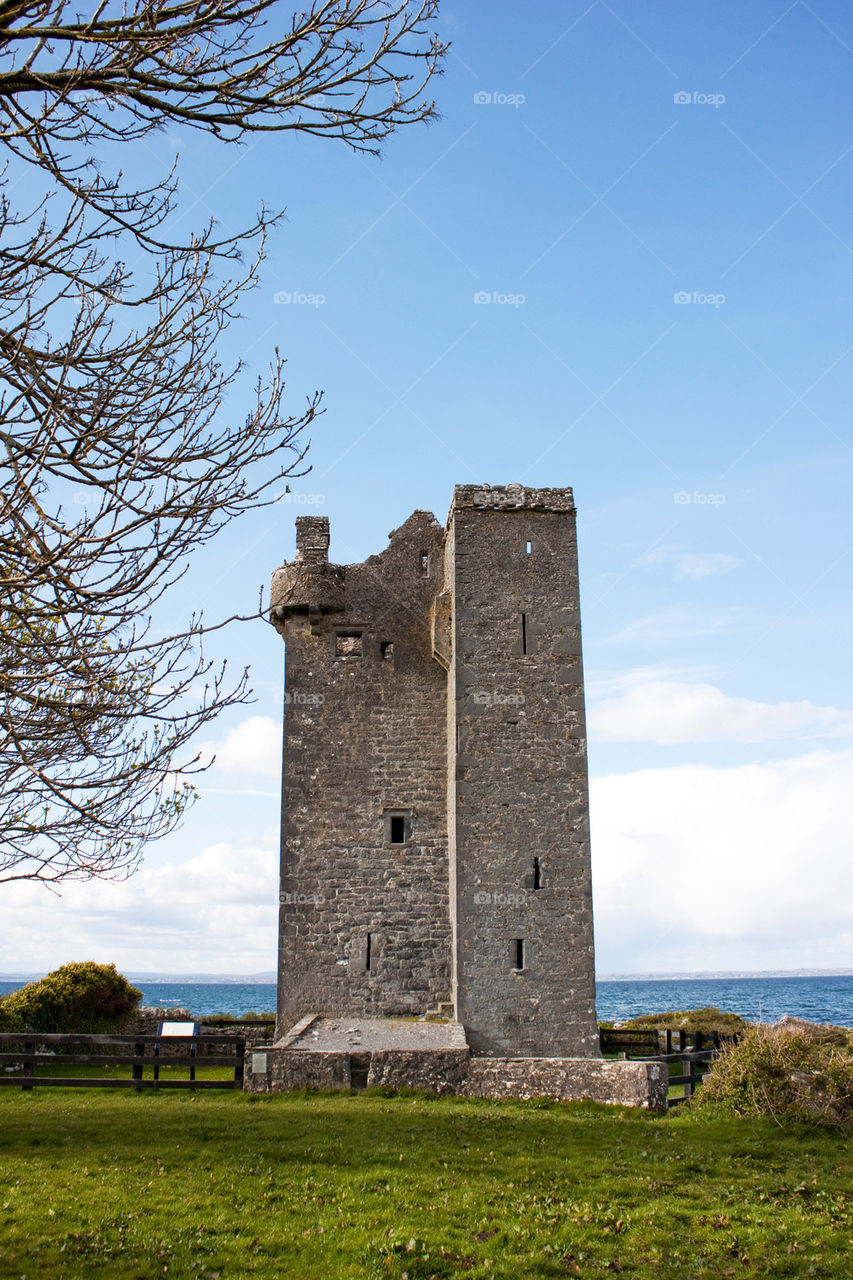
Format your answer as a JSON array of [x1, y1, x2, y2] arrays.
[[244, 1046, 666, 1111], [460, 1058, 667, 1110], [448, 487, 599, 1056], [272, 511, 452, 1031], [270, 485, 600, 1059], [246, 1048, 351, 1093]]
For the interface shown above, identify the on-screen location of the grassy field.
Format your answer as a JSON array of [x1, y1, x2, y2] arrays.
[[0, 1089, 850, 1280]]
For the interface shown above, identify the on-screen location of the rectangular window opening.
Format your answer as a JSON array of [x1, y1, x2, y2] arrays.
[[513, 939, 525, 971], [420, 551, 430, 576], [335, 631, 363, 658], [521, 613, 527, 655], [365, 932, 372, 971], [525, 540, 532, 555], [533, 857, 541, 890], [380, 640, 394, 661], [389, 814, 406, 845]]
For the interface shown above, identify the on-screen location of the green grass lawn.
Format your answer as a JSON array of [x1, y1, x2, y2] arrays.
[[0, 1089, 850, 1279]]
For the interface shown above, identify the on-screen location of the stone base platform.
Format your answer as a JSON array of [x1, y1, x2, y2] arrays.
[[244, 1015, 667, 1111]]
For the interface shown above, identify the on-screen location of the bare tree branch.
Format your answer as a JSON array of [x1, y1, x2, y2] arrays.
[[0, 0, 446, 884]]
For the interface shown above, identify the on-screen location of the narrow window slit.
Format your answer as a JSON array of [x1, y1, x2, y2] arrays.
[[525, 540, 532, 555], [365, 932, 372, 971], [514, 939, 525, 971], [390, 814, 406, 845], [533, 857, 541, 890], [420, 551, 429, 576], [521, 613, 527, 655]]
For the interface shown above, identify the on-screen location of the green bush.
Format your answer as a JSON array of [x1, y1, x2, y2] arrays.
[[621, 1006, 747, 1036], [209, 1010, 276, 1022], [0, 962, 142, 1034], [697, 1021, 853, 1129]]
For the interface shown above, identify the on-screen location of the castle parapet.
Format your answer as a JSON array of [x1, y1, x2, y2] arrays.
[[270, 516, 345, 633], [451, 483, 576, 514]]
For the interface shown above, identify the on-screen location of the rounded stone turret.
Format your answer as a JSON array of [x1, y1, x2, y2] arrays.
[[270, 516, 345, 635]]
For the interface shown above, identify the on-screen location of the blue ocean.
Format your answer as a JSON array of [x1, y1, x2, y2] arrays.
[[1, 974, 851, 1025]]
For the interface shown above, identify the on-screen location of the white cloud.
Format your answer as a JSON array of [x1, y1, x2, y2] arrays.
[[637, 545, 741, 580], [0, 838, 279, 974], [589, 680, 853, 744], [591, 749, 853, 972], [674, 552, 740, 580], [605, 607, 743, 646], [211, 715, 280, 777]]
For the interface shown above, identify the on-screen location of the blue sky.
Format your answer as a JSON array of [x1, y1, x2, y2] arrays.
[[2, 0, 851, 979]]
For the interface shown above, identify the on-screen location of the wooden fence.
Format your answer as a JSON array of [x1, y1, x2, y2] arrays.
[[599, 1027, 728, 1105], [0, 1032, 246, 1090]]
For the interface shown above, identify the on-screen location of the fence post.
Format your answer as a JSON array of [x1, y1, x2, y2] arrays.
[[132, 1040, 144, 1091], [22, 1039, 34, 1091], [235, 1038, 245, 1090], [684, 1054, 695, 1100]]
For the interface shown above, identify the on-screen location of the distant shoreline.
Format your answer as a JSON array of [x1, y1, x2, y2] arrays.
[[597, 970, 853, 981], [2, 969, 852, 984]]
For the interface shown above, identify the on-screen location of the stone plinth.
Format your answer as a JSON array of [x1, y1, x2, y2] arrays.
[[243, 1016, 666, 1110]]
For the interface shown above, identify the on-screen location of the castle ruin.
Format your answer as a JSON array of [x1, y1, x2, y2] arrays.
[[246, 485, 664, 1109]]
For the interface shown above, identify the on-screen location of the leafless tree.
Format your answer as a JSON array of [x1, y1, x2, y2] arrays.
[[0, 0, 445, 884]]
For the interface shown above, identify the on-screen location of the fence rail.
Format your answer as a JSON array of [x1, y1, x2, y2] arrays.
[[653, 1049, 716, 1104], [599, 1026, 732, 1107], [0, 1032, 245, 1090]]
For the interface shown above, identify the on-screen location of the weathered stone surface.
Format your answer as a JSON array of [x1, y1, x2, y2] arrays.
[[460, 1058, 668, 1111], [244, 1032, 665, 1111], [447, 488, 598, 1057], [286, 1016, 467, 1052], [244, 1048, 350, 1094], [270, 485, 599, 1062], [366, 1049, 471, 1094]]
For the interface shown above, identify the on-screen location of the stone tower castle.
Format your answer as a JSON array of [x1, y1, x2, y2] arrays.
[[270, 483, 599, 1058]]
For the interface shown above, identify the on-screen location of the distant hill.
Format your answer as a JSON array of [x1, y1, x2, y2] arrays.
[[598, 969, 853, 980], [0, 971, 277, 984], [4, 968, 851, 984]]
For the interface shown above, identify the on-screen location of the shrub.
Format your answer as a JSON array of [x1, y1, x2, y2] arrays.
[[697, 1021, 853, 1129], [0, 962, 142, 1034], [621, 1006, 747, 1037], [209, 1011, 276, 1023]]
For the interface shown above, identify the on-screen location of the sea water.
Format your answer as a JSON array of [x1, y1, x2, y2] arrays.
[[1, 974, 851, 1025]]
